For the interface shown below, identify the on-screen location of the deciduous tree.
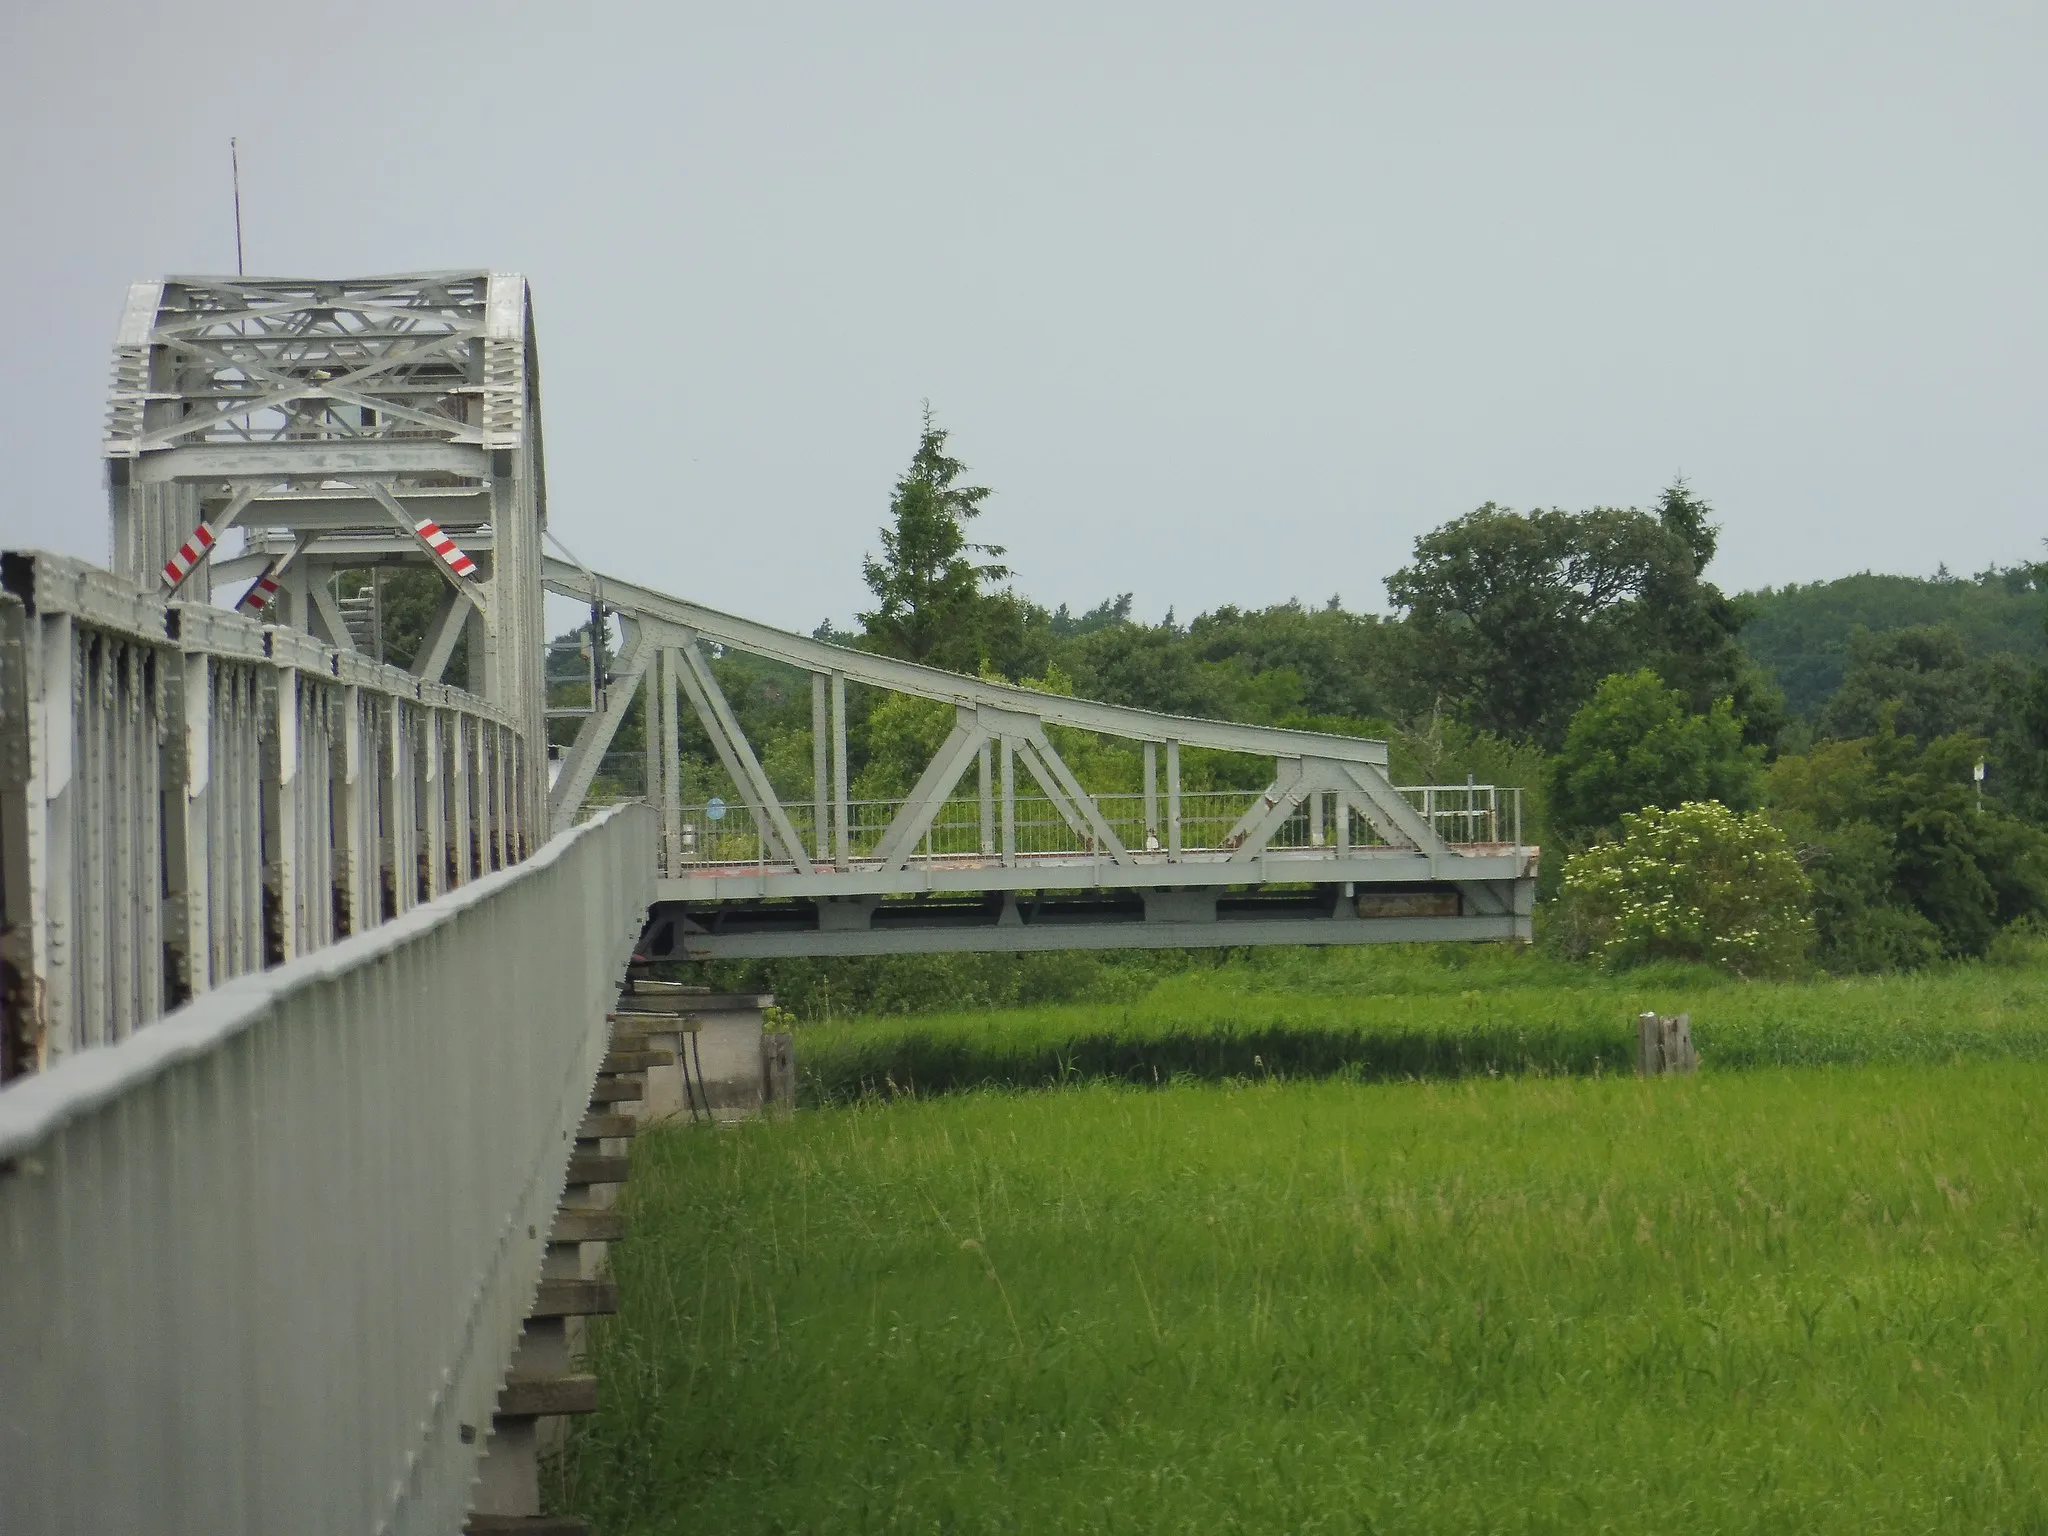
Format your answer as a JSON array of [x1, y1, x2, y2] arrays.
[[1548, 670, 1762, 842]]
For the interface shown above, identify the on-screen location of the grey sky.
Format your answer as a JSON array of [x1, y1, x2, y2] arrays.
[[2, 2, 2042, 632]]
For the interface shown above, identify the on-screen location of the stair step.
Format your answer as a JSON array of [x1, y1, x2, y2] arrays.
[[628, 980, 712, 995], [565, 1153, 629, 1186], [466, 1518, 588, 1536], [529, 1279, 619, 1319], [608, 1028, 694, 1053], [496, 1373, 599, 1419], [601, 1049, 674, 1073], [587, 1078, 643, 1103], [608, 1009, 701, 1030], [551, 1207, 625, 1243], [576, 1112, 637, 1140]]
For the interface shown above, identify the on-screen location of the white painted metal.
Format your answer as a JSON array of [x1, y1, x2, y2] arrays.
[[102, 273, 549, 835], [0, 803, 654, 1536], [0, 553, 532, 1074], [546, 560, 1392, 765]]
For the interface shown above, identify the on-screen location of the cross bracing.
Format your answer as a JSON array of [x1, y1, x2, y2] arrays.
[[101, 272, 549, 835]]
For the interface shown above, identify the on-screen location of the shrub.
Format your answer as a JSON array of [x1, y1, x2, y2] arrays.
[[1558, 800, 1812, 975]]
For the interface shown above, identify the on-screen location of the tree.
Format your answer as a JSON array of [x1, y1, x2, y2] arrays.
[[1385, 483, 1767, 747], [1739, 562, 2048, 720], [1768, 720, 2048, 966], [858, 407, 1011, 673], [1184, 602, 1400, 721], [1556, 801, 1813, 976], [1817, 624, 2016, 744], [1548, 670, 1763, 842]]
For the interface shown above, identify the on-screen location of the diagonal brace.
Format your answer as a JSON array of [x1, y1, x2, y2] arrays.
[[1338, 761, 1443, 855], [548, 627, 650, 833], [674, 635, 813, 874], [1016, 725, 1133, 866], [871, 715, 987, 870], [1221, 758, 1307, 859], [363, 481, 488, 617]]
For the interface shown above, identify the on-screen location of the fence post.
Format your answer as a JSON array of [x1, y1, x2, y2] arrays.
[[762, 1030, 795, 1113], [1635, 1012, 1697, 1076]]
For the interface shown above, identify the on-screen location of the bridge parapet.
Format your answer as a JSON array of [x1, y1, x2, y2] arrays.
[[0, 803, 653, 1535], [0, 551, 536, 1081]]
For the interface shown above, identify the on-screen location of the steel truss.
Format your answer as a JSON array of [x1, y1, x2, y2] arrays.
[[101, 272, 549, 833], [540, 565, 1538, 959], [82, 267, 1533, 965]]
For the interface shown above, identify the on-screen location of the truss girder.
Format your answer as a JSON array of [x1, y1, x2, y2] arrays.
[[90, 268, 1530, 952], [104, 272, 548, 834], [548, 562, 1521, 915]]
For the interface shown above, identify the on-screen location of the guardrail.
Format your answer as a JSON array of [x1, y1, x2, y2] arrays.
[[0, 552, 538, 1080], [642, 784, 1523, 875], [0, 802, 654, 1536]]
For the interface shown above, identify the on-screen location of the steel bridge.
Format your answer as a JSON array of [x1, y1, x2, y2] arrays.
[[0, 272, 1536, 1533]]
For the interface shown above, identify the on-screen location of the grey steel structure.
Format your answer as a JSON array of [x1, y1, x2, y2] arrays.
[[81, 267, 1534, 970], [103, 272, 549, 832], [542, 564, 1536, 959]]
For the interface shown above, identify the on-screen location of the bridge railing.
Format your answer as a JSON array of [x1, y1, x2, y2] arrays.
[[0, 802, 653, 1536], [645, 784, 1523, 875], [0, 552, 538, 1082]]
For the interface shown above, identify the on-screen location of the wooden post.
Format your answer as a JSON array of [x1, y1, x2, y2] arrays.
[[1636, 1012, 1697, 1076], [761, 1030, 795, 1113]]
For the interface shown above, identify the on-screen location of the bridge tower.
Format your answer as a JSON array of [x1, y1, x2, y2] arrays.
[[101, 272, 549, 822]]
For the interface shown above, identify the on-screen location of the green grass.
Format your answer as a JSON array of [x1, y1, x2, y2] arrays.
[[561, 1064, 2048, 1532], [795, 945, 2048, 1100]]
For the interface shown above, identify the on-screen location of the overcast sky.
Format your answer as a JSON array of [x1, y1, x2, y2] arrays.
[[2, 2, 2042, 630]]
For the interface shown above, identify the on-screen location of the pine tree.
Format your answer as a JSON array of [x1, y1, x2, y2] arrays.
[[858, 406, 1009, 672]]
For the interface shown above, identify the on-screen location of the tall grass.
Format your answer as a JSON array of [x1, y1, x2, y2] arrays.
[[796, 947, 2048, 1100], [560, 1064, 2048, 1533]]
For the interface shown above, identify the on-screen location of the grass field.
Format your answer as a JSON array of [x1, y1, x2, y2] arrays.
[[795, 941, 2048, 1101], [560, 1059, 2048, 1533]]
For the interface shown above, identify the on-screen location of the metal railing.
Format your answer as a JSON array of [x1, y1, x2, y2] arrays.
[[646, 784, 1524, 874], [0, 802, 654, 1536], [0, 552, 539, 1081]]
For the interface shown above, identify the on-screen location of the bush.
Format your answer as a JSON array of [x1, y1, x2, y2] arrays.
[[1557, 800, 1812, 975]]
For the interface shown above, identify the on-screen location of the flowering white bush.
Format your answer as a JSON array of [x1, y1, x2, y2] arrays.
[[1558, 801, 1812, 975]]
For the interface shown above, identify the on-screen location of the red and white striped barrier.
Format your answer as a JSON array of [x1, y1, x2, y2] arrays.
[[235, 563, 283, 616], [161, 524, 217, 587], [414, 518, 479, 578]]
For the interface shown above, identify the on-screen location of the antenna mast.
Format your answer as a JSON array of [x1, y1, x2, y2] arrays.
[[230, 138, 245, 276]]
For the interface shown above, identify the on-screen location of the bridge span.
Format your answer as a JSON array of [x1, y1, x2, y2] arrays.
[[0, 271, 1534, 1533]]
